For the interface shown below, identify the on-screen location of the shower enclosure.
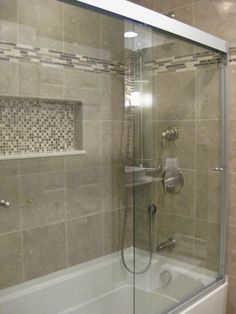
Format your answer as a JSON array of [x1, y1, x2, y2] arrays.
[[0, 0, 228, 313]]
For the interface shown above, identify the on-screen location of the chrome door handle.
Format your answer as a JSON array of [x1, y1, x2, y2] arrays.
[[213, 167, 224, 172], [0, 200, 10, 208]]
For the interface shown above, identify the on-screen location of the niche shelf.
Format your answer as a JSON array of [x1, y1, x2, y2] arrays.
[[0, 96, 85, 160]]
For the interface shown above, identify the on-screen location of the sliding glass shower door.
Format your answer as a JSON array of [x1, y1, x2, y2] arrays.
[[124, 19, 227, 314]]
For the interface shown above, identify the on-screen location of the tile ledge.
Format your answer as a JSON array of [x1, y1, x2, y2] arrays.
[[0, 150, 87, 160]]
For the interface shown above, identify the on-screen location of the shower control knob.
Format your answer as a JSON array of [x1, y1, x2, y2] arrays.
[[214, 167, 224, 172], [0, 200, 10, 208], [148, 204, 157, 215]]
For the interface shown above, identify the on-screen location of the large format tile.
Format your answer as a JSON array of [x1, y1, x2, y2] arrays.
[[67, 214, 103, 266], [101, 15, 124, 62], [103, 121, 126, 166], [0, 160, 19, 176], [83, 120, 103, 166], [19, 157, 64, 175], [63, 3, 101, 57], [227, 276, 236, 314], [157, 212, 195, 261], [194, 220, 220, 272], [229, 173, 236, 226], [0, 175, 20, 234], [196, 120, 221, 170], [102, 166, 125, 212], [153, 0, 193, 13], [129, 0, 153, 10], [230, 64, 236, 120], [103, 209, 131, 254], [63, 69, 102, 121], [0, 61, 17, 96], [66, 170, 102, 219], [196, 66, 221, 120], [194, 0, 236, 47], [227, 226, 236, 278], [0, 0, 17, 43], [155, 71, 195, 120], [18, 63, 63, 98], [156, 120, 195, 169], [23, 223, 66, 281], [157, 169, 195, 218], [0, 232, 23, 289], [20, 172, 65, 229], [102, 74, 124, 121], [17, 0, 63, 50], [196, 170, 221, 222]]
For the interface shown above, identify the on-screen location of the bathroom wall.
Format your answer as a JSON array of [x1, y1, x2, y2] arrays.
[[0, 0, 131, 289], [129, 0, 236, 312]]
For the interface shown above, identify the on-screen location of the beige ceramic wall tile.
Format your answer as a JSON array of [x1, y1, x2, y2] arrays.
[[102, 74, 124, 121], [103, 121, 126, 166], [0, 61, 17, 96], [227, 226, 236, 278], [0, 175, 20, 234], [64, 69, 102, 121], [230, 64, 236, 120], [230, 120, 236, 172], [155, 71, 195, 120], [153, 0, 193, 13], [227, 276, 236, 314], [103, 209, 131, 254], [18, 63, 64, 98], [102, 166, 125, 212], [83, 120, 103, 166], [129, 0, 153, 9], [0, 0, 17, 43], [63, 3, 101, 58], [194, 220, 220, 272], [156, 212, 195, 261], [101, 15, 124, 62], [196, 120, 221, 170], [196, 170, 221, 222], [0, 160, 19, 176], [229, 173, 236, 226], [194, 0, 236, 47], [23, 222, 66, 281], [19, 157, 64, 175], [157, 169, 195, 218], [66, 170, 102, 219], [196, 66, 221, 120], [20, 172, 65, 229], [0, 232, 23, 289], [67, 214, 103, 266], [156, 120, 196, 170], [18, 0, 63, 50]]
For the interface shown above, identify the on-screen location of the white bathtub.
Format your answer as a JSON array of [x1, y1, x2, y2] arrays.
[[0, 250, 227, 314]]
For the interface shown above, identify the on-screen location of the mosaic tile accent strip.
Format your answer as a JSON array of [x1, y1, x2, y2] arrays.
[[144, 50, 224, 73], [0, 96, 81, 156], [0, 41, 232, 77], [0, 41, 125, 76]]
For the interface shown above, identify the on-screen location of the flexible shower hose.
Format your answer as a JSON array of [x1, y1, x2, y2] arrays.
[[121, 203, 155, 275]]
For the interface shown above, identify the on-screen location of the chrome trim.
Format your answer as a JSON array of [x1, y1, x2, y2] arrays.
[[75, 0, 228, 52]]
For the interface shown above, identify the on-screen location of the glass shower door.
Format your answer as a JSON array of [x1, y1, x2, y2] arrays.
[[124, 20, 227, 314]]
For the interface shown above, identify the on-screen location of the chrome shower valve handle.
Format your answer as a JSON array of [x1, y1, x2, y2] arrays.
[[161, 127, 179, 148], [0, 200, 10, 208]]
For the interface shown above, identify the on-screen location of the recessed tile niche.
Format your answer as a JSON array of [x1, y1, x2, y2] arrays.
[[0, 96, 83, 159]]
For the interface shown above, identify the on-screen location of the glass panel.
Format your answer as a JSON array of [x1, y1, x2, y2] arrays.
[[127, 20, 226, 314]]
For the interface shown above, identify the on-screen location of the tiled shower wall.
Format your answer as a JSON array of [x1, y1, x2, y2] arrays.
[[129, 0, 236, 313], [0, 0, 130, 289]]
